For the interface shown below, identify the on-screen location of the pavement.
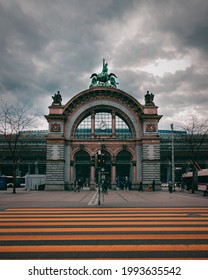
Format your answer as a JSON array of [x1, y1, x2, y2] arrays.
[[0, 187, 207, 210]]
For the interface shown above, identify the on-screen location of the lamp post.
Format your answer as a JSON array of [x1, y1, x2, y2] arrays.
[[170, 123, 175, 191], [97, 150, 101, 205]]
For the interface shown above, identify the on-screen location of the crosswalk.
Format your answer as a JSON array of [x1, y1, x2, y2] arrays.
[[0, 207, 208, 259]]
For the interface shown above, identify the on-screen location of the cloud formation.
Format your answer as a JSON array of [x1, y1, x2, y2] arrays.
[[0, 0, 208, 130]]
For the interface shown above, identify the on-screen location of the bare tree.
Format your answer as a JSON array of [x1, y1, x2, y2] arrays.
[[179, 115, 208, 193], [0, 100, 41, 193]]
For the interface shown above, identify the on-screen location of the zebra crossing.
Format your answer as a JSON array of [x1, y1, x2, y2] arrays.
[[0, 207, 208, 259]]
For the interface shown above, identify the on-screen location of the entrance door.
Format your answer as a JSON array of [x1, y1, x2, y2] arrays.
[[74, 150, 90, 186], [116, 150, 132, 188]]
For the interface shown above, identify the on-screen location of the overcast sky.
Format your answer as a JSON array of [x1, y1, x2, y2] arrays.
[[0, 0, 208, 130]]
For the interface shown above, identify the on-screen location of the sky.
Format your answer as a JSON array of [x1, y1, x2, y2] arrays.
[[0, 0, 208, 131]]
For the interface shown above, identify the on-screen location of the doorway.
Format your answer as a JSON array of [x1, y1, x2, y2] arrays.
[[74, 150, 90, 187], [116, 150, 132, 188]]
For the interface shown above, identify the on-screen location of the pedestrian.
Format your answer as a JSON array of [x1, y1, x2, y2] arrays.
[[168, 181, 172, 193], [152, 180, 155, 191], [76, 179, 82, 192], [127, 179, 132, 191], [203, 184, 208, 197], [138, 181, 143, 191], [148, 184, 152, 192], [104, 180, 108, 194]]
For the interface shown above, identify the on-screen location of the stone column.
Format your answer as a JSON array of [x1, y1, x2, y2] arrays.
[[91, 111, 95, 138], [70, 161, 75, 184], [112, 111, 116, 137], [64, 144, 71, 189], [45, 141, 65, 190], [111, 157, 116, 189], [142, 142, 161, 190], [132, 161, 136, 183]]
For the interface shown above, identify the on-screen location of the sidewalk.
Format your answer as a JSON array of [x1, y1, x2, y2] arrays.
[[0, 188, 207, 210]]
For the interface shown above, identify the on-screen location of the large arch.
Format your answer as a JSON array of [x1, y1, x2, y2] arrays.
[[64, 96, 142, 139], [45, 85, 162, 190]]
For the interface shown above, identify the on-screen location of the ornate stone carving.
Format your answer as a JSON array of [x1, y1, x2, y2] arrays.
[[146, 123, 156, 132], [50, 123, 61, 132]]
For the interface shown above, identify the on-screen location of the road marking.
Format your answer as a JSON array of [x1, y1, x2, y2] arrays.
[[1, 221, 208, 226], [1, 233, 207, 241], [88, 190, 98, 206], [1, 207, 207, 259], [0, 226, 207, 233], [0, 244, 207, 253], [4, 207, 208, 212]]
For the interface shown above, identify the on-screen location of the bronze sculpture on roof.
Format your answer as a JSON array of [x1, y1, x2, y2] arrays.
[[90, 59, 118, 88]]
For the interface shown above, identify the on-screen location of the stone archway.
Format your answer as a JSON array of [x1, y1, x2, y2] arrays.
[[45, 83, 162, 190], [116, 150, 132, 189]]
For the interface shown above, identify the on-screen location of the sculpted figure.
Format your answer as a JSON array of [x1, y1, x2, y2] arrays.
[[90, 59, 118, 88], [52, 91, 62, 105], [145, 91, 154, 105]]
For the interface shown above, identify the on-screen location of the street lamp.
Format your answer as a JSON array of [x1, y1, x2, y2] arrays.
[[97, 150, 101, 205], [170, 123, 175, 190]]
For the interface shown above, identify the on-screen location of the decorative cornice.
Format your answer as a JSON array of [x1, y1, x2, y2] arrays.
[[63, 87, 144, 118]]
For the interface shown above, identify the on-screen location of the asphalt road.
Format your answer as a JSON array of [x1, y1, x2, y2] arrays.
[[0, 187, 207, 209], [0, 207, 208, 259], [0, 188, 207, 259]]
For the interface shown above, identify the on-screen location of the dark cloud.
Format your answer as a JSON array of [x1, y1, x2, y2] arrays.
[[0, 0, 207, 130]]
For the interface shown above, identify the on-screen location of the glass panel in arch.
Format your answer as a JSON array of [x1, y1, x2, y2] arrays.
[[95, 112, 112, 135], [116, 115, 132, 138], [74, 115, 91, 139]]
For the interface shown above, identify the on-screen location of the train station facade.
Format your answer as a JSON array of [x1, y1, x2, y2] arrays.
[[44, 61, 162, 190]]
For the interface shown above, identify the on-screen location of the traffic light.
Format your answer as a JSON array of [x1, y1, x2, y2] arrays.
[[101, 153, 106, 168], [97, 152, 102, 168], [96, 152, 106, 169]]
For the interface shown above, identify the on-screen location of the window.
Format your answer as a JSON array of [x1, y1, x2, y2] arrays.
[[95, 112, 112, 135], [74, 111, 132, 139], [74, 115, 91, 139], [116, 115, 132, 138]]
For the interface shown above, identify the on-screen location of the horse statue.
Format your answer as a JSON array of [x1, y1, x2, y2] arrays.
[[90, 59, 118, 88]]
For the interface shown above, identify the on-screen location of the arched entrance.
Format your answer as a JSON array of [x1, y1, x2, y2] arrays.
[[74, 150, 90, 186], [116, 150, 132, 189]]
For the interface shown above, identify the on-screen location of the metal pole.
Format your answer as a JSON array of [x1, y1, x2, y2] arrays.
[[98, 169, 101, 205], [170, 123, 175, 190], [98, 150, 101, 206]]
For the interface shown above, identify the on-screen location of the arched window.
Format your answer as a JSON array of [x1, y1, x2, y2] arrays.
[[95, 112, 112, 135], [116, 116, 132, 139], [74, 150, 90, 163], [116, 150, 132, 163], [74, 115, 91, 139], [74, 111, 132, 139]]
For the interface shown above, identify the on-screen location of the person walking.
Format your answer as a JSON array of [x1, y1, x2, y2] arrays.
[[168, 181, 172, 193], [138, 181, 143, 191], [152, 180, 155, 191]]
